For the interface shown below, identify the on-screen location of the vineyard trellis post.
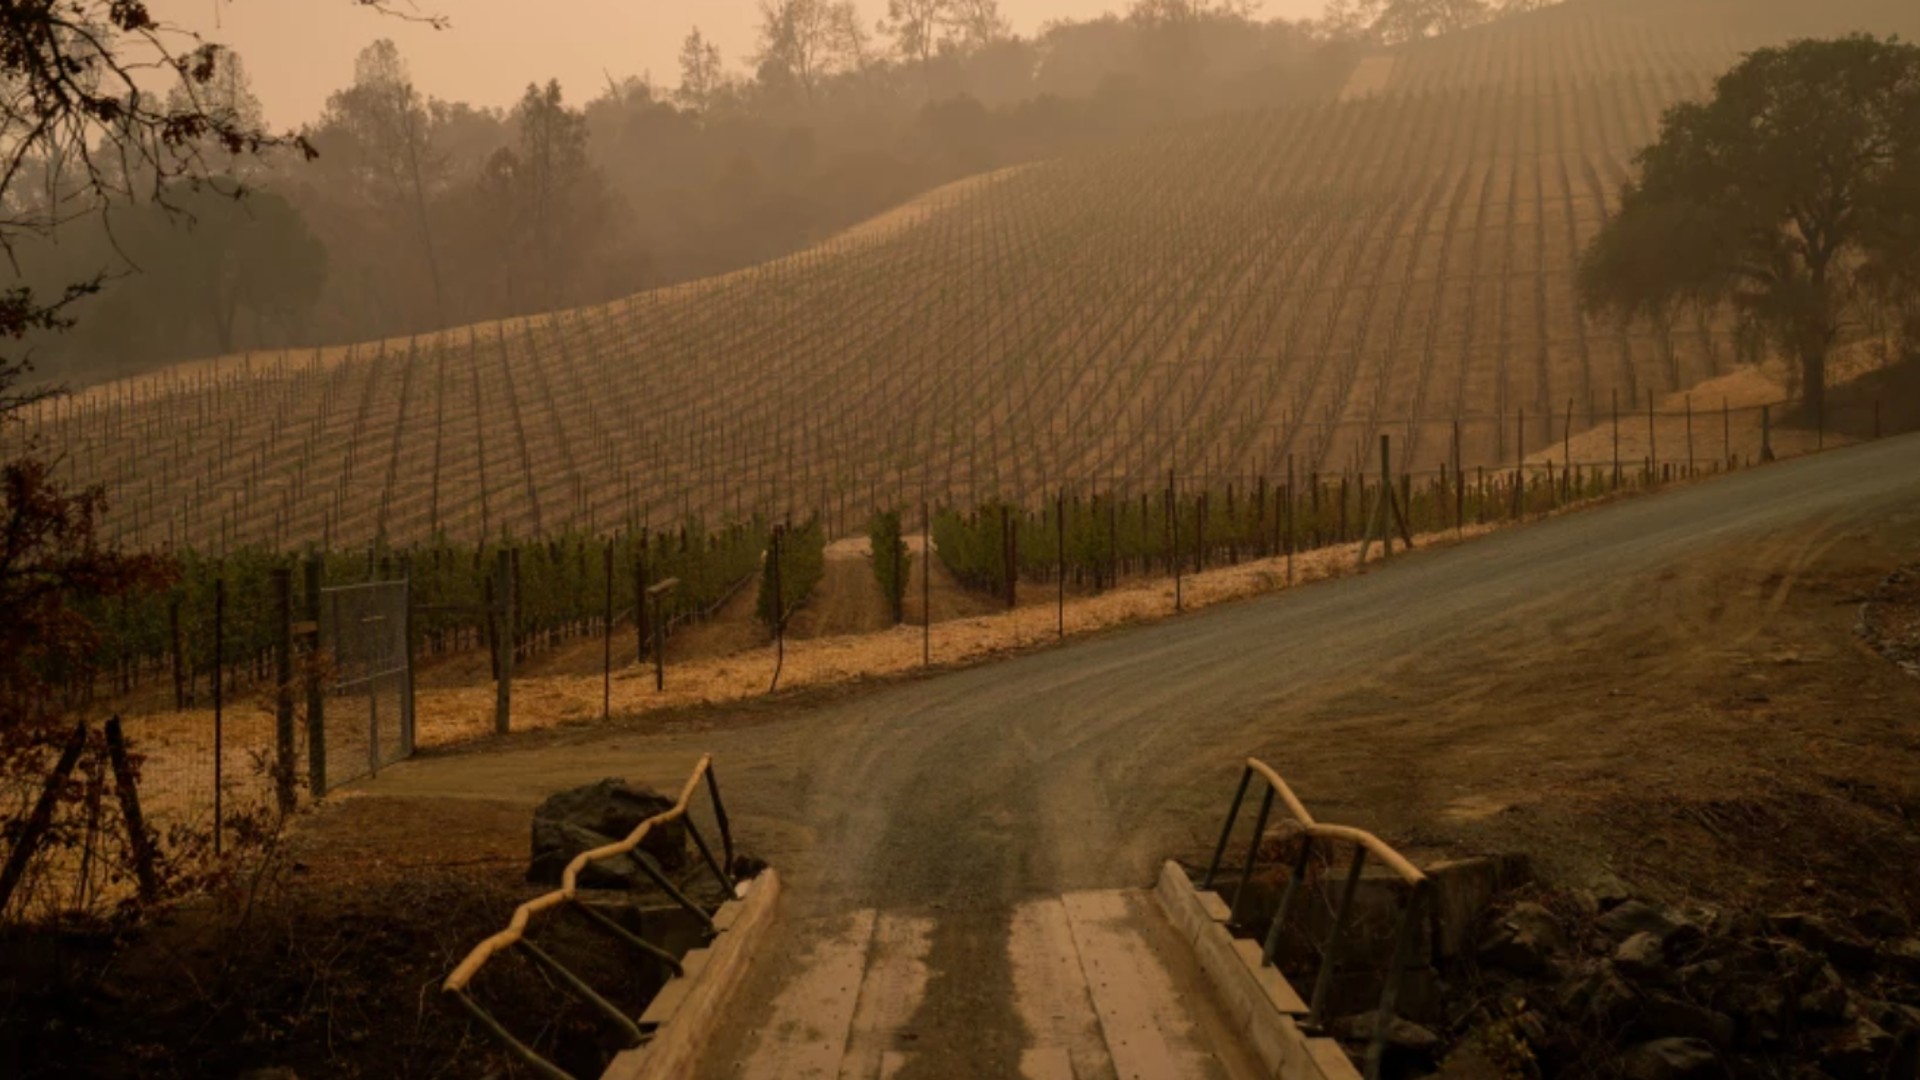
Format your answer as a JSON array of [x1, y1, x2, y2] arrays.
[[634, 545, 649, 665], [304, 555, 327, 797], [1451, 427, 1464, 539], [1647, 391, 1657, 481], [1286, 456, 1296, 585], [1055, 490, 1065, 640], [769, 525, 785, 694], [1358, 435, 1410, 566], [1612, 390, 1621, 491], [1686, 394, 1695, 477], [1563, 399, 1574, 500], [1168, 471, 1182, 613], [649, 579, 676, 692]]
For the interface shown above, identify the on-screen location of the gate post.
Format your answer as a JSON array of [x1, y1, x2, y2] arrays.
[[304, 554, 327, 798]]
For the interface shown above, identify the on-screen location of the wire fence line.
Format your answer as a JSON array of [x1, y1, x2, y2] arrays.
[[9, 391, 1903, 922]]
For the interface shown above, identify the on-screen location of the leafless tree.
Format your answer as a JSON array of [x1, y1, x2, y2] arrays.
[[314, 40, 450, 328], [883, 0, 954, 70], [675, 27, 726, 112]]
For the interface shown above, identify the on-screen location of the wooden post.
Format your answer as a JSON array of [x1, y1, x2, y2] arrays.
[[1285, 455, 1296, 586], [105, 716, 159, 901], [1762, 404, 1775, 462], [1647, 390, 1657, 481], [304, 555, 326, 797], [1106, 489, 1118, 591], [1560, 399, 1573, 499], [494, 549, 513, 735], [272, 567, 296, 815], [1056, 491, 1065, 640], [1452, 422, 1465, 538], [1359, 435, 1396, 564], [1723, 397, 1732, 469], [0, 721, 89, 914], [1169, 473, 1183, 612], [1195, 491, 1207, 573], [1004, 508, 1019, 611], [1378, 436, 1394, 557], [1611, 390, 1621, 491], [1685, 394, 1695, 477], [650, 579, 676, 692], [769, 525, 786, 693]]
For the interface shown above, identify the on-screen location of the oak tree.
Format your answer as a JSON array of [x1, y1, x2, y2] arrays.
[[1580, 35, 1920, 418]]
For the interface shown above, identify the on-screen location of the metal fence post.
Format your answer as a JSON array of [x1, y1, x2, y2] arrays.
[[494, 549, 514, 735], [922, 497, 931, 667], [213, 576, 225, 855], [305, 555, 327, 798], [401, 561, 416, 757], [635, 540, 650, 665], [602, 541, 614, 721], [273, 567, 296, 815]]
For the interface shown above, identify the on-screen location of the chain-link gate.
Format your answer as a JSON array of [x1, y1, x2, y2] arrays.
[[311, 579, 414, 794]]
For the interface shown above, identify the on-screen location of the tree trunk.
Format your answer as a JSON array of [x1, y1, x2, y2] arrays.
[[1800, 345, 1827, 427], [405, 134, 448, 329]]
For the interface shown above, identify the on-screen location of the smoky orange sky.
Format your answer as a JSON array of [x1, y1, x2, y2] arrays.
[[150, 1, 1330, 127]]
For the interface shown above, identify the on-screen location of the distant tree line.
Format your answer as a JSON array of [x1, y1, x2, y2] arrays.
[[8, 0, 1570, 386]]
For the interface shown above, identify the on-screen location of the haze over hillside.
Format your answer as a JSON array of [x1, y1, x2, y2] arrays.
[[15, 0, 1919, 552]]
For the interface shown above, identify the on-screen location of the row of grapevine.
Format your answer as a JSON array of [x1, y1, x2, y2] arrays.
[[75, 519, 769, 711], [757, 518, 826, 630], [866, 511, 911, 625], [15, 2, 1881, 563], [925, 452, 1750, 600]]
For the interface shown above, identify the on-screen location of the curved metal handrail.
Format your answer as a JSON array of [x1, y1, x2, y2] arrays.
[[445, 753, 716, 992], [1202, 756, 1429, 1080]]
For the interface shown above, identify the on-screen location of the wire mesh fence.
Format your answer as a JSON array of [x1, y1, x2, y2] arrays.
[[315, 579, 414, 793]]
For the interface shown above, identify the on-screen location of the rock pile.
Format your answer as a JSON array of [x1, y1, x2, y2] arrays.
[[1443, 894, 1920, 1079], [526, 779, 689, 890]]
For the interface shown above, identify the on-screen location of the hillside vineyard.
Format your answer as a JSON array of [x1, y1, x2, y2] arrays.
[[9, 2, 1893, 552]]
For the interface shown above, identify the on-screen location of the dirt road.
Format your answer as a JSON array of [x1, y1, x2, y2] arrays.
[[355, 434, 1920, 1077]]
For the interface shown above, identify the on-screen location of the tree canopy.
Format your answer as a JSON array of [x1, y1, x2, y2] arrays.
[[1579, 34, 1920, 416]]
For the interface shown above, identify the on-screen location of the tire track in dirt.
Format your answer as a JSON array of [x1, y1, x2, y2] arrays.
[[352, 434, 1920, 1079]]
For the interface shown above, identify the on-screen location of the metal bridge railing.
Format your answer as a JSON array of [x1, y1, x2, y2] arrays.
[[1202, 757, 1429, 1080], [443, 754, 737, 1080]]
